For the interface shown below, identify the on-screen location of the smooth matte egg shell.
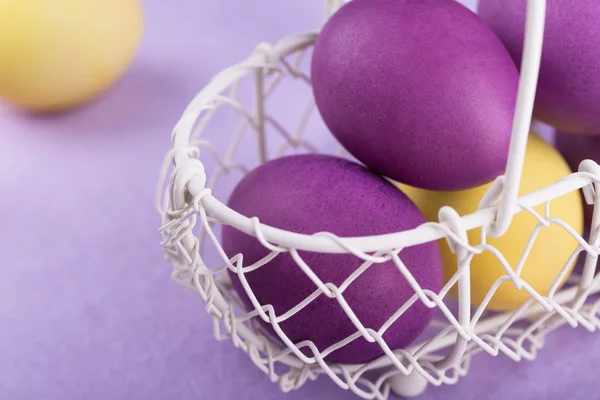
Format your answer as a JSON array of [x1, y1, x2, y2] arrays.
[[311, 0, 518, 190], [478, 0, 600, 134], [222, 154, 443, 364]]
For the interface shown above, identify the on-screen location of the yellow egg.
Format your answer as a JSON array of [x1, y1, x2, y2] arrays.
[[398, 134, 583, 311], [0, 0, 143, 112]]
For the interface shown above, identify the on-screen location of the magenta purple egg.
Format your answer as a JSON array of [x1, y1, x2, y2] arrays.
[[221, 154, 443, 364], [478, 0, 600, 134], [311, 0, 519, 191]]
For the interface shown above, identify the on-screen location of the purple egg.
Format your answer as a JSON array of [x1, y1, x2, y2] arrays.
[[222, 154, 443, 364], [311, 0, 518, 191], [555, 131, 600, 226], [478, 0, 600, 134]]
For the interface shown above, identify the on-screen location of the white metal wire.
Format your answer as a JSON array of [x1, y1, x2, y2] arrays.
[[156, 1, 600, 398], [489, 0, 547, 238]]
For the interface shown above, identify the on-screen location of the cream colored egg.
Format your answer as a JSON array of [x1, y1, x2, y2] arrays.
[[398, 134, 584, 311], [0, 0, 143, 112]]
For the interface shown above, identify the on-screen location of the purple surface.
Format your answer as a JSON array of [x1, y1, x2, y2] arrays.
[[478, 0, 600, 134], [311, 0, 518, 191], [1, 0, 600, 399], [223, 154, 442, 364]]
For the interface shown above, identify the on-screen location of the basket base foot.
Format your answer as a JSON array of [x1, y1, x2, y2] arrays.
[[389, 371, 428, 398]]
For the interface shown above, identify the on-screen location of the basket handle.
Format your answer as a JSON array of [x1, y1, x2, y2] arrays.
[[487, 0, 546, 238]]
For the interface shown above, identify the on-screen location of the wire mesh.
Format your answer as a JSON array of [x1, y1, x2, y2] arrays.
[[155, 21, 600, 400]]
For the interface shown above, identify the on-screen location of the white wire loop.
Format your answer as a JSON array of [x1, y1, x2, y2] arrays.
[[155, 1, 600, 399], [579, 160, 600, 207]]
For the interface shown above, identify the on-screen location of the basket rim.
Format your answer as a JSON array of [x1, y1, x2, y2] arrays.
[[163, 31, 593, 254], [196, 175, 589, 254]]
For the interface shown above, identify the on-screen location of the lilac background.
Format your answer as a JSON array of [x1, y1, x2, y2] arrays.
[[0, 0, 598, 399]]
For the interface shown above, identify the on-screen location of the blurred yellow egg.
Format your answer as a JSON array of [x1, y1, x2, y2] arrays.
[[398, 134, 583, 311], [0, 0, 143, 112]]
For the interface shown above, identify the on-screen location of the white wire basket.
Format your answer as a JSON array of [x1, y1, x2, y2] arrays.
[[156, 0, 600, 398]]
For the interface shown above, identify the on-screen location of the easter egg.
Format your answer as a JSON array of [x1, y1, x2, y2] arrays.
[[478, 0, 600, 134], [555, 130, 600, 226], [0, 0, 143, 112], [311, 0, 518, 191], [222, 154, 443, 364], [398, 134, 583, 311]]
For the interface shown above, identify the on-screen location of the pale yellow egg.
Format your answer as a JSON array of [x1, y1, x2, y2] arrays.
[[398, 134, 584, 311], [0, 0, 143, 112]]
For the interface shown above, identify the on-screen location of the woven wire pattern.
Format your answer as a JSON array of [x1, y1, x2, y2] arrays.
[[156, 33, 600, 400]]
